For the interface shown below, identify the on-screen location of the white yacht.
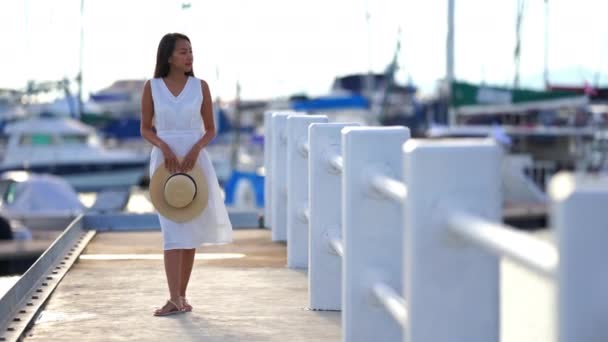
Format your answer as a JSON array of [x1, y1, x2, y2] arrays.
[[0, 117, 148, 191], [0, 171, 84, 230]]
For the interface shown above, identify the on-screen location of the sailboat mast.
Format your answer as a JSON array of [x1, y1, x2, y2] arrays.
[[446, 0, 455, 88], [513, 0, 525, 89], [77, 0, 84, 118], [446, 0, 455, 125], [230, 80, 242, 171], [543, 0, 549, 87], [364, 0, 374, 99]]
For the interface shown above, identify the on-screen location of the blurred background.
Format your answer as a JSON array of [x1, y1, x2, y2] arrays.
[[0, 0, 606, 288]]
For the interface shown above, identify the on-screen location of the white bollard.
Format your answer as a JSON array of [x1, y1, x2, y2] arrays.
[[286, 114, 328, 268], [270, 113, 290, 241], [309, 122, 359, 310], [404, 139, 502, 342], [342, 126, 410, 342], [549, 173, 608, 342], [263, 111, 274, 229]]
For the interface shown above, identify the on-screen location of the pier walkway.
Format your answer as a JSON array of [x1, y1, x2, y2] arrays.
[[21, 229, 340, 341]]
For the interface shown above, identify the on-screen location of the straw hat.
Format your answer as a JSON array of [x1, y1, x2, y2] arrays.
[[149, 161, 209, 223]]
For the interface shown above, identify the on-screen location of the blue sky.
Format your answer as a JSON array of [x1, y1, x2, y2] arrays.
[[0, 0, 607, 100]]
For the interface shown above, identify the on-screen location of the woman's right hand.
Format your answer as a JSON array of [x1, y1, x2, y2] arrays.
[[161, 144, 180, 173]]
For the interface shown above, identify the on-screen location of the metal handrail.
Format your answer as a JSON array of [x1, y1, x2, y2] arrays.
[[329, 238, 344, 257], [371, 175, 408, 202], [302, 209, 310, 224], [300, 142, 310, 157], [447, 211, 558, 279], [372, 283, 408, 327], [329, 155, 344, 173]]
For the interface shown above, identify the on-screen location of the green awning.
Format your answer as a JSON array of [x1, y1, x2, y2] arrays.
[[451, 81, 588, 115]]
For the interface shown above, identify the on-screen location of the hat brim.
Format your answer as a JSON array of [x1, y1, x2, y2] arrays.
[[149, 160, 209, 223]]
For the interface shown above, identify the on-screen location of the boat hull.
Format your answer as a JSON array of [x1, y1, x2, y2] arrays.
[[0, 161, 147, 191]]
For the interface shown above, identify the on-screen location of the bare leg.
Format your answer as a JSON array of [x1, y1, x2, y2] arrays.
[[164, 249, 182, 300], [179, 248, 196, 297], [154, 249, 183, 315]]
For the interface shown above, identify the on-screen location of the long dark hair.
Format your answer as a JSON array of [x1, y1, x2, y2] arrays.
[[154, 33, 195, 78]]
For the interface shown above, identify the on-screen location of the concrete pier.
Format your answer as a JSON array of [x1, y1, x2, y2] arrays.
[[23, 229, 340, 341]]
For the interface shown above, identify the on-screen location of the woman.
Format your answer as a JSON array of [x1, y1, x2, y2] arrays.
[[140, 33, 233, 316]]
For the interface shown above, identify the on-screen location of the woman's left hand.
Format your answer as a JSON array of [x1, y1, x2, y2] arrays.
[[180, 145, 202, 172]]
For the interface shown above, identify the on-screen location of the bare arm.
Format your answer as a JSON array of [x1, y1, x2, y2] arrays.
[[140, 80, 168, 149], [192, 79, 217, 150], [140, 80, 179, 172]]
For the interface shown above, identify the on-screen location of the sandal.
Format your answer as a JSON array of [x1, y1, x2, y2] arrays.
[[181, 296, 193, 312], [153, 299, 185, 316]]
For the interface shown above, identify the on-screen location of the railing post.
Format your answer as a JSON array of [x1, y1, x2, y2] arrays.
[[270, 113, 290, 241], [342, 127, 410, 342], [263, 111, 274, 229], [286, 114, 328, 268], [309, 122, 359, 310], [550, 173, 608, 342], [403, 139, 502, 342]]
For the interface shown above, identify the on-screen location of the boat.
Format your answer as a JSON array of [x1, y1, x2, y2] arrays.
[[0, 171, 84, 230], [89, 79, 146, 140], [0, 117, 149, 191], [0, 170, 134, 231], [0, 89, 28, 133], [426, 81, 599, 227]]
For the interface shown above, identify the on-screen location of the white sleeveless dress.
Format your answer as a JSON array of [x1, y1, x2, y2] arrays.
[[149, 76, 232, 250]]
